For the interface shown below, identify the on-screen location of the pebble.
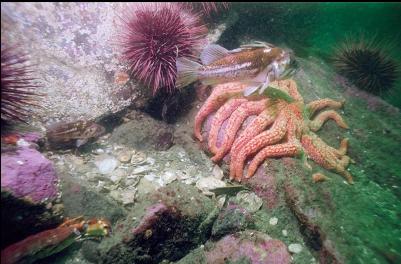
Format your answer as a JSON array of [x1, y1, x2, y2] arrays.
[[130, 151, 147, 165], [146, 157, 155, 166], [160, 170, 177, 185], [288, 243, 302, 254], [217, 195, 226, 208], [95, 155, 119, 174], [212, 165, 224, 180], [144, 173, 156, 181], [235, 191, 263, 213], [196, 176, 226, 196], [269, 217, 278, 226], [94, 148, 105, 154], [120, 189, 137, 205], [132, 165, 152, 175], [117, 151, 132, 163], [16, 138, 30, 147], [110, 169, 125, 183], [109, 190, 121, 201]]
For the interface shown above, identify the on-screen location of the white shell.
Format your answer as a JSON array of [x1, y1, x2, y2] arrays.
[[212, 165, 224, 180], [269, 217, 278, 226], [132, 165, 153, 175], [235, 191, 263, 213], [94, 155, 119, 174], [196, 177, 226, 196], [288, 243, 302, 254]]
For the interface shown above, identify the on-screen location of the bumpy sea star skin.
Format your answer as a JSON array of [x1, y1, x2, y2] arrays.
[[231, 111, 288, 180], [194, 82, 264, 141], [208, 98, 247, 154], [195, 79, 354, 184], [301, 134, 353, 183], [309, 110, 348, 132], [229, 109, 276, 178], [212, 99, 269, 162], [194, 82, 248, 141], [307, 98, 344, 115]]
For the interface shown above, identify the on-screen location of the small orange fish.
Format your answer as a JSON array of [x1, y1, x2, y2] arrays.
[[1, 134, 20, 145], [176, 41, 294, 96]]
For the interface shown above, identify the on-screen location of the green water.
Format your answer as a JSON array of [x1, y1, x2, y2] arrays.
[[220, 2, 401, 108], [294, 58, 401, 264], [218, 3, 401, 263]]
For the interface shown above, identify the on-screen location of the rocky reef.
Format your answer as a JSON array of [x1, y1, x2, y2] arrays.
[[1, 143, 63, 249], [1, 147, 59, 203], [1, 3, 401, 264]]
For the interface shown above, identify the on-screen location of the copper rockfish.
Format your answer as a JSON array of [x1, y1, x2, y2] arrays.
[[46, 120, 105, 149], [176, 41, 294, 96]]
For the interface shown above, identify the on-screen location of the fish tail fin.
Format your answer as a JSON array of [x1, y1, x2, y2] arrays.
[[176, 57, 202, 89]]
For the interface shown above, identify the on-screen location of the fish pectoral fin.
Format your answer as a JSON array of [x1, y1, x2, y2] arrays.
[[252, 66, 271, 83], [176, 57, 202, 88], [258, 78, 271, 94], [76, 139, 88, 148], [243, 84, 263, 97], [200, 44, 229, 65], [243, 74, 271, 97]]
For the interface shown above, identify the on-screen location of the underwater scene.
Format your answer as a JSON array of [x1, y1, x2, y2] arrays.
[[1, 2, 401, 264]]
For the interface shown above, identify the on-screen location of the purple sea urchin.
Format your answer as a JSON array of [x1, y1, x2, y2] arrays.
[[1, 45, 41, 125], [332, 37, 399, 95], [118, 3, 207, 96]]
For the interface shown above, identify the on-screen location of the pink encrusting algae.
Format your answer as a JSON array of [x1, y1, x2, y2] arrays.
[[118, 3, 207, 95]]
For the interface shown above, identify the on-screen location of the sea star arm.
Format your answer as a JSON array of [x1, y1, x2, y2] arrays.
[[231, 112, 288, 180], [309, 110, 348, 132], [306, 98, 344, 116], [208, 98, 248, 154], [211, 99, 268, 162], [194, 82, 247, 141], [229, 110, 276, 178], [245, 142, 302, 180], [332, 138, 352, 158], [301, 134, 354, 184], [279, 79, 304, 102]]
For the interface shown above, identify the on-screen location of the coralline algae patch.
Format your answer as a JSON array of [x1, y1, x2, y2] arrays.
[[1, 147, 59, 204]]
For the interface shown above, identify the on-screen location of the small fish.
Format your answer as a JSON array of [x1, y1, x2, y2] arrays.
[[1, 134, 20, 145], [46, 120, 105, 149], [209, 184, 250, 197], [176, 41, 294, 96]]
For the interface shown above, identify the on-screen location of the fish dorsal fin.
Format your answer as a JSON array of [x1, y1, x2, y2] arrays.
[[200, 44, 229, 65], [240, 41, 274, 49]]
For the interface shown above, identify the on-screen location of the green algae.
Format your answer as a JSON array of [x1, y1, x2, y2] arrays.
[[219, 2, 401, 108], [287, 57, 401, 263]]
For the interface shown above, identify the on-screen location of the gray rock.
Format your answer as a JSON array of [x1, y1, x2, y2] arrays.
[[94, 154, 119, 174], [109, 110, 174, 151], [288, 243, 303, 254], [0, 3, 141, 124]]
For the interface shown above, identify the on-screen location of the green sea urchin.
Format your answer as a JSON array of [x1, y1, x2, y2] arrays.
[[1, 45, 41, 125], [332, 37, 399, 95]]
